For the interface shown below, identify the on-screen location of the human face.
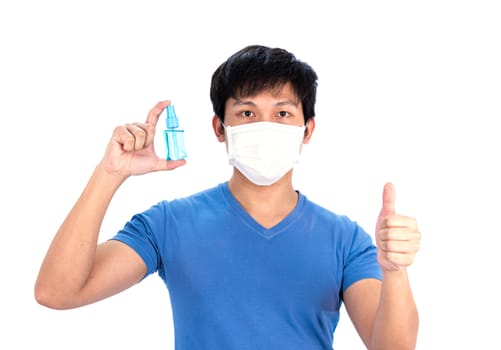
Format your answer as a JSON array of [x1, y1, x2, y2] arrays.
[[223, 83, 306, 128], [212, 82, 315, 145]]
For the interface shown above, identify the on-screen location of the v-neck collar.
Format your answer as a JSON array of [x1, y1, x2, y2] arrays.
[[219, 182, 305, 239]]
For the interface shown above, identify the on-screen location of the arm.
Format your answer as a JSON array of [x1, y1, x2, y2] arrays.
[[34, 100, 186, 310], [344, 270, 418, 350], [344, 183, 421, 350]]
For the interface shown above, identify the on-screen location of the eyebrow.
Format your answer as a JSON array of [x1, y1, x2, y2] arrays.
[[232, 99, 299, 107]]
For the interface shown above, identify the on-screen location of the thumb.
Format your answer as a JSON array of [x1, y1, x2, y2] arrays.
[[153, 158, 187, 172], [380, 182, 396, 217]]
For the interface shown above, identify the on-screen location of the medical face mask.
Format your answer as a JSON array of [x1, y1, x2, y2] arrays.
[[224, 121, 306, 186]]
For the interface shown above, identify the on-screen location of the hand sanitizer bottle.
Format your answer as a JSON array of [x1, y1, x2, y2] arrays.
[[164, 105, 187, 160]]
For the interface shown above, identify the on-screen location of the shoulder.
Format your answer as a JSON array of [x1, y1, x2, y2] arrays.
[[300, 193, 360, 232], [141, 183, 228, 222], [299, 193, 376, 254], [168, 182, 227, 210]]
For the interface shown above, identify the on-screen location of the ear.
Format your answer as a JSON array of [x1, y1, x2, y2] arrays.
[[212, 116, 225, 142], [302, 118, 315, 144]]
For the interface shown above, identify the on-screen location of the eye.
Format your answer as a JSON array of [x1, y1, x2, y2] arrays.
[[241, 110, 254, 118], [277, 111, 290, 118]]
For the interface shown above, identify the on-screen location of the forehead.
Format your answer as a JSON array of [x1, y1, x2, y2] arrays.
[[230, 83, 300, 106]]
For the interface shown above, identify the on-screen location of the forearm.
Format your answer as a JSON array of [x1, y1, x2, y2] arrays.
[[35, 164, 126, 308], [371, 269, 419, 350]]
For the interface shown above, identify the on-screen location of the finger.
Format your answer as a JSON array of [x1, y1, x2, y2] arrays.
[[380, 182, 396, 217], [378, 228, 421, 242], [131, 122, 156, 147], [381, 215, 419, 230], [379, 239, 420, 254], [380, 251, 416, 267], [125, 123, 148, 150], [113, 125, 137, 152], [146, 100, 171, 125], [152, 158, 187, 172]]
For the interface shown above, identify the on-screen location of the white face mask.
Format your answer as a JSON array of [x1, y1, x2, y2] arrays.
[[224, 121, 306, 186]]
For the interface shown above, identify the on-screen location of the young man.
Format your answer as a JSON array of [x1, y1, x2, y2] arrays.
[[35, 45, 421, 349]]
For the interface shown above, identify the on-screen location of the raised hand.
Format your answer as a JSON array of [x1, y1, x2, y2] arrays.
[[100, 100, 186, 178], [375, 183, 421, 271]]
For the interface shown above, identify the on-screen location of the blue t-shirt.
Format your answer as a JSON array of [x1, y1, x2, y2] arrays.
[[112, 182, 382, 349]]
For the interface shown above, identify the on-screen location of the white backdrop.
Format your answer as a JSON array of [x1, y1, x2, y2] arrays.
[[1, 1, 500, 349]]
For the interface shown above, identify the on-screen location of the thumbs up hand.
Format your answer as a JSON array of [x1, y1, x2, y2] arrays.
[[375, 183, 421, 271]]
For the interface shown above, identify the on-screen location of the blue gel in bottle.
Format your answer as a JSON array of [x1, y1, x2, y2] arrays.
[[164, 105, 187, 160]]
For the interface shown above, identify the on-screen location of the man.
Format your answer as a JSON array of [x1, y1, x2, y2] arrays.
[[35, 45, 421, 349]]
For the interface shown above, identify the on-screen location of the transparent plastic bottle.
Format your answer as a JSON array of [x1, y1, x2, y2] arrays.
[[164, 105, 187, 160]]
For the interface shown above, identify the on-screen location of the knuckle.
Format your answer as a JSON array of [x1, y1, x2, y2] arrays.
[[135, 127, 147, 138]]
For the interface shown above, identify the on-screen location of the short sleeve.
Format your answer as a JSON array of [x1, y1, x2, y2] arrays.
[[341, 224, 382, 294], [110, 203, 166, 277]]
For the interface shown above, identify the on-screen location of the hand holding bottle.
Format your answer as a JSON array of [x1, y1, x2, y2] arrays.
[[100, 100, 186, 179]]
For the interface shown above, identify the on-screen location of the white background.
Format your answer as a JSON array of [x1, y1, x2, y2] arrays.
[[1, 1, 500, 349]]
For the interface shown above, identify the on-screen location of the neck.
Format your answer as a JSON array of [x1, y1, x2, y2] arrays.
[[228, 170, 298, 228]]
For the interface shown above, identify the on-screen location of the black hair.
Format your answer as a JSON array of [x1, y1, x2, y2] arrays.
[[210, 45, 318, 124]]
